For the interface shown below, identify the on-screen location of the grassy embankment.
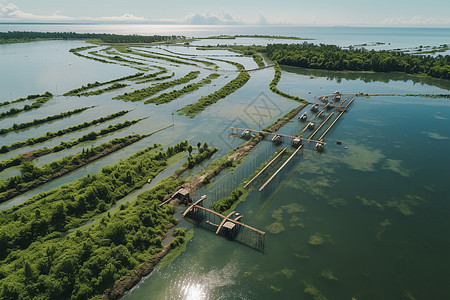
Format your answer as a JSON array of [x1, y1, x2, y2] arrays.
[[0, 92, 53, 120], [113, 71, 200, 102]]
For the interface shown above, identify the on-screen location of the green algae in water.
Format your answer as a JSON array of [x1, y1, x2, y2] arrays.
[[281, 203, 306, 214], [326, 198, 347, 208], [279, 267, 295, 279], [308, 233, 325, 246], [266, 222, 285, 234], [338, 143, 385, 172], [272, 208, 283, 222], [304, 282, 328, 300], [269, 285, 282, 292], [320, 269, 338, 281], [376, 219, 391, 240], [382, 159, 412, 177], [357, 195, 384, 209], [386, 194, 425, 216], [289, 215, 304, 228]]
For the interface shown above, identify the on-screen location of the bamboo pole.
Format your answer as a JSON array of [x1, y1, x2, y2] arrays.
[[259, 145, 303, 191], [244, 148, 286, 189]]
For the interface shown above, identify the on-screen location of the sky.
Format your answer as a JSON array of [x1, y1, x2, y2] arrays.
[[1, 0, 450, 27]]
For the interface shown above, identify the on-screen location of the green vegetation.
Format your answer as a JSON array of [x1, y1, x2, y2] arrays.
[[211, 187, 246, 214], [159, 229, 194, 269], [183, 143, 218, 168], [0, 141, 189, 246], [252, 53, 265, 68], [178, 71, 250, 118], [136, 73, 175, 85], [131, 67, 167, 81], [89, 51, 145, 65], [203, 34, 308, 40], [114, 71, 200, 102], [0, 106, 94, 135], [265, 43, 450, 80], [0, 31, 185, 44], [78, 83, 128, 96], [131, 49, 198, 66], [0, 139, 224, 299], [145, 73, 220, 105], [209, 57, 245, 70], [0, 133, 146, 203], [0, 118, 140, 174], [269, 63, 308, 103], [64, 72, 144, 96], [0, 93, 47, 108], [0, 92, 53, 120], [0, 176, 181, 299], [140, 49, 215, 67], [0, 110, 129, 154]]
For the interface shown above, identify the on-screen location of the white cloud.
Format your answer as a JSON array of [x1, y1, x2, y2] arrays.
[[1, 3, 73, 21], [0, 3, 146, 22], [183, 11, 242, 25]]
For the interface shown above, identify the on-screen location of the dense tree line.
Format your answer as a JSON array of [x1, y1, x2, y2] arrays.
[[178, 71, 250, 118], [145, 73, 220, 105], [211, 187, 246, 213], [0, 92, 53, 120], [0, 31, 185, 44], [114, 71, 201, 102], [265, 43, 450, 80], [0, 174, 182, 299], [184, 142, 218, 168], [0, 106, 93, 135], [64, 72, 144, 96], [0, 110, 129, 154]]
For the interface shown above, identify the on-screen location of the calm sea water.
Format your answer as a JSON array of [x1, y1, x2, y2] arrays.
[[0, 26, 449, 299]]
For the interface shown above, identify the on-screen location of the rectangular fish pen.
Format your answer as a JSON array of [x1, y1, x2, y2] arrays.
[[183, 199, 265, 252]]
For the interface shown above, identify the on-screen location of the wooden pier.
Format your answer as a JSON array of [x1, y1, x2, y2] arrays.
[[259, 145, 303, 191], [230, 127, 326, 145], [244, 148, 286, 189]]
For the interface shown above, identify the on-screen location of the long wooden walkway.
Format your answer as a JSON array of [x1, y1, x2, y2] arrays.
[[259, 145, 303, 191], [230, 127, 326, 145], [243, 148, 287, 189]]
